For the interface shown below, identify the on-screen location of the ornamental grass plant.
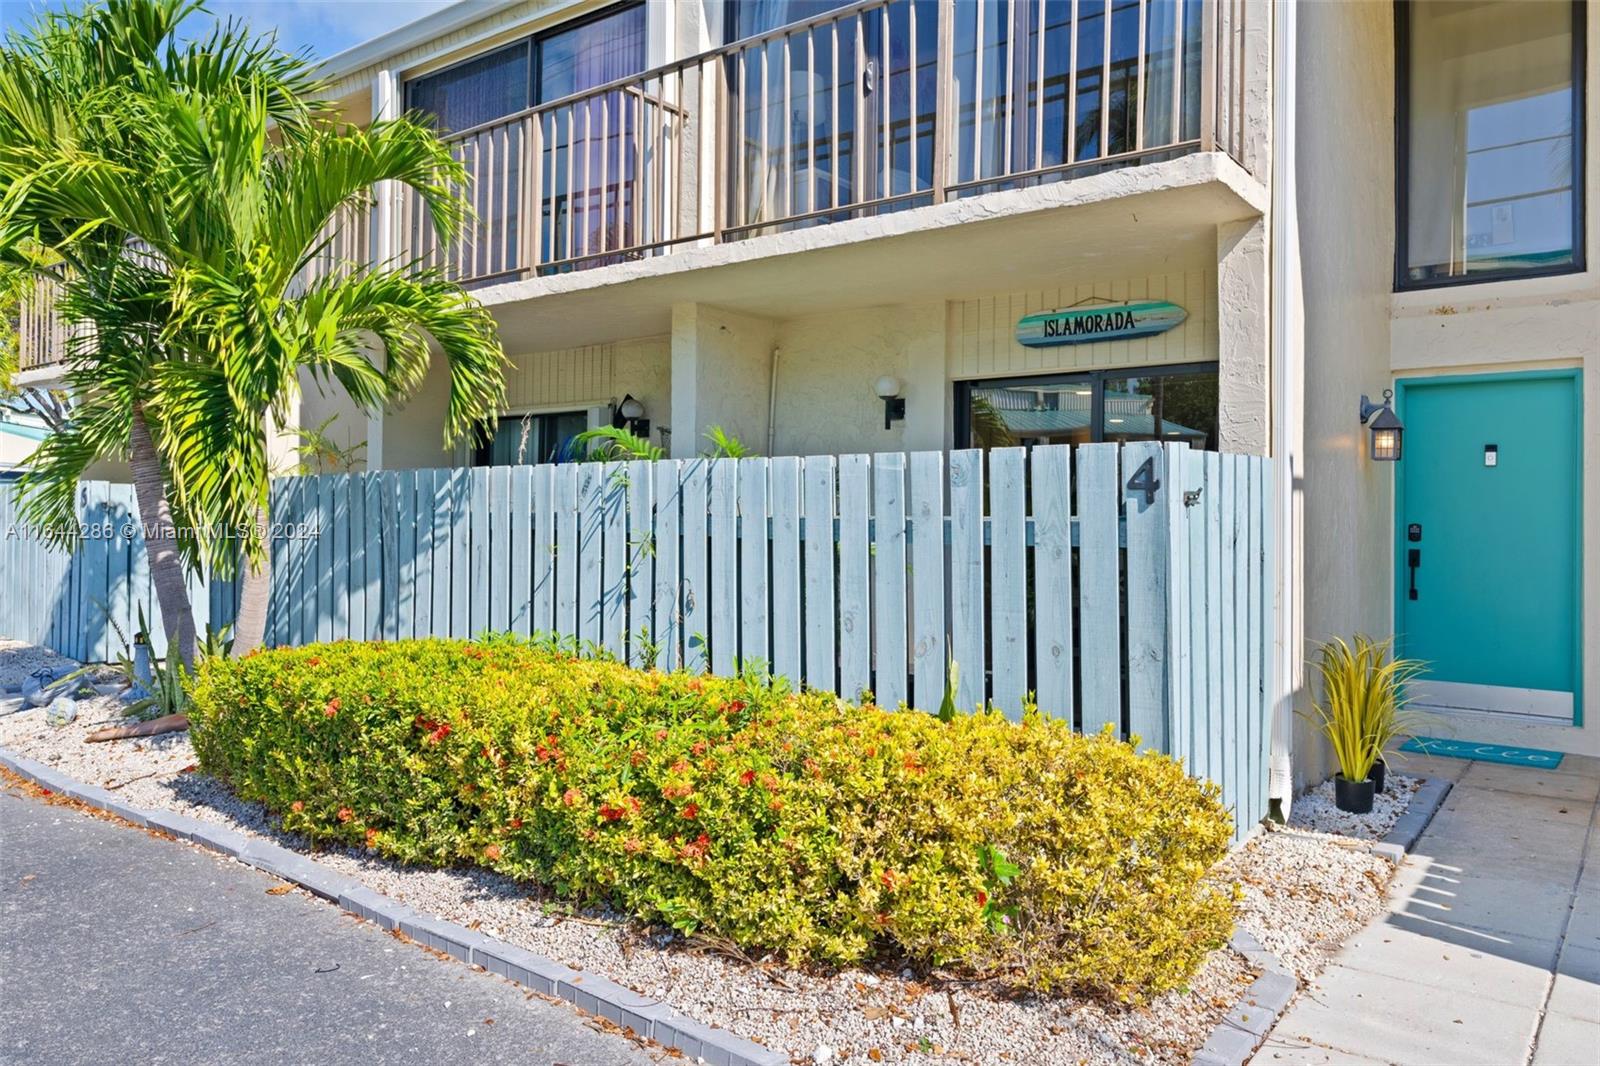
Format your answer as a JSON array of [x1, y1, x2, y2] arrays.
[[190, 637, 1235, 1001]]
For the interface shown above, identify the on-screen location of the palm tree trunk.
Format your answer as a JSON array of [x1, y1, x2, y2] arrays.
[[128, 406, 196, 667], [231, 504, 271, 656]]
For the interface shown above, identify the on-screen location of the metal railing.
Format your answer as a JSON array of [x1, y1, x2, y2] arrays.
[[18, 1, 1258, 367]]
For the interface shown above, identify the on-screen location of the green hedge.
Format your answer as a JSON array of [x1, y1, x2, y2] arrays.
[[190, 638, 1234, 999]]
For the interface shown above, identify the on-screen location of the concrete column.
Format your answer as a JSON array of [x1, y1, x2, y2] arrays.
[[367, 68, 403, 470], [1216, 216, 1271, 455], [669, 302, 776, 459], [899, 300, 950, 453]]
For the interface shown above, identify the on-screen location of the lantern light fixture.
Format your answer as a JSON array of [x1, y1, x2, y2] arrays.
[[1359, 389, 1404, 462], [875, 375, 905, 430]]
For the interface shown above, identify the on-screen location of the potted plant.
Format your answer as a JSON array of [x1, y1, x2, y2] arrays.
[[1353, 636, 1427, 794], [1302, 636, 1423, 813]]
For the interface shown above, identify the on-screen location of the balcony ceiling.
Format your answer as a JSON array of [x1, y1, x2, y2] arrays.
[[484, 153, 1265, 350]]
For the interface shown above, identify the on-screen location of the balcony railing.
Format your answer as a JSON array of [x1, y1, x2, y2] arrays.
[[409, 0, 1260, 285], [17, 272, 70, 373], [17, 1, 1259, 369]]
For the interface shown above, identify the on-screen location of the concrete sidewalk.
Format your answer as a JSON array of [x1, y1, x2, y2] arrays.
[[1253, 752, 1600, 1066]]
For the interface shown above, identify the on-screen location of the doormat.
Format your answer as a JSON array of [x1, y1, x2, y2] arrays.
[[1401, 736, 1565, 769]]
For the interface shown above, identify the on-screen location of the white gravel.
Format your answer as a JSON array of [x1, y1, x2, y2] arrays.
[[0, 641, 1396, 1064], [1287, 772, 1421, 842]]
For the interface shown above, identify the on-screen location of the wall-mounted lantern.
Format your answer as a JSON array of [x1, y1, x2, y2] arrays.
[[875, 375, 905, 430], [1359, 389, 1404, 462], [613, 394, 649, 438]]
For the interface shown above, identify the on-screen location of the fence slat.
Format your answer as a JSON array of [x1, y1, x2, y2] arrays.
[[802, 455, 837, 693], [1203, 451, 1224, 799], [769, 456, 802, 686], [553, 463, 579, 640], [1124, 440, 1168, 750], [907, 451, 945, 712], [577, 463, 603, 647], [872, 452, 907, 709], [431, 469, 455, 639], [948, 449, 985, 714], [709, 458, 738, 674], [738, 457, 770, 672], [601, 462, 628, 657], [363, 472, 383, 640], [315, 475, 335, 643], [626, 460, 655, 666], [533, 464, 556, 637], [988, 447, 1027, 719], [383, 472, 405, 640], [347, 472, 366, 641], [109, 483, 137, 654], [652, 460, 683, 669], [469, 468, 491, 638], [680, 459, 710, 672], [1077, 444, 1121, 734], [510, 466, 533, 637], [1031, 445, 1074, 722], [489, 466, 511, 634], [837, 454, 871, 702], [1246, 454, 1264, 836]]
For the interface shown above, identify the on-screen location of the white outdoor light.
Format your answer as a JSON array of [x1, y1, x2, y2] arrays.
[[875, 375, 905, 430], [618, 395, 646, 421], [613, 394, 649, 437]]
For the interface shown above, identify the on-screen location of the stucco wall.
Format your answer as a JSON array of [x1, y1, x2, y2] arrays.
[[768, 303, 942, 457], [1294, 0, 1397, 786], [294, 370, 370, 474]]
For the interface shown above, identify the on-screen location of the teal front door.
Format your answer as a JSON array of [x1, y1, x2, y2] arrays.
[[1395, 372, 1583, 721]]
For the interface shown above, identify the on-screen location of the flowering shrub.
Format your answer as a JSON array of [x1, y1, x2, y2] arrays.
[[189, 638, 1234, 999]]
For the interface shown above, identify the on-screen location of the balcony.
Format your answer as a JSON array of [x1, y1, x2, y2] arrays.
[[15, 0, 1263, 370], [411, 0, 1263, 287]]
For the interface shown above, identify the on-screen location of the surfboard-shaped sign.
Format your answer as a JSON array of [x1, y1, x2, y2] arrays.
[[1015, 300, 1187, 347]]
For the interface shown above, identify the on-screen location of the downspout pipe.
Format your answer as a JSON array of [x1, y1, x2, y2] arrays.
[[766, 345, 781, 456], [1267, 0, 1302, 819]]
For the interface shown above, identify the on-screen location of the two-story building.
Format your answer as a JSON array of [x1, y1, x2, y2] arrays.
[[12, 0, 1594, 793]]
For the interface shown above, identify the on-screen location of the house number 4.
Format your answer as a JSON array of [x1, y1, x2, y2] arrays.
[[1126, 457, 1160, 506]]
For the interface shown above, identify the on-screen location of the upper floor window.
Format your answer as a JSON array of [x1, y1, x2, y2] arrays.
[[405, 2, 646, 132], [1397, 1, 1585, 289]]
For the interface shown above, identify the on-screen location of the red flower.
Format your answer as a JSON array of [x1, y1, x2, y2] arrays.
[[306, 657, 321, 667], [738, 769, 757, 787], [691, 741, 707, 756], [509, 818, 523, 829], [630, 749, 647, 767], [680, 803, 699, 820], [880, 868, 903, 890], [623, 836, 644, 855], [599, 803, 627, 822], [654, 729, 669, 742], [562, 788, 583, 807], [721, 699, 746, 715], [365, 827, 379, 848], [975, 889, 988, 907], [290, 801, 305, 813], [323, 697, 340, 717], [336, 807, 354, 823], [680, 832, 710, 860], [484, 843, 503, 861]]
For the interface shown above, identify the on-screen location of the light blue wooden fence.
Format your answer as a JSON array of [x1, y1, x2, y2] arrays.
[[1, 443, 1273, 836]]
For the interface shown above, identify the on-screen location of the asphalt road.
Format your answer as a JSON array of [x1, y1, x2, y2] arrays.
[[0, 784, 658, 1066]]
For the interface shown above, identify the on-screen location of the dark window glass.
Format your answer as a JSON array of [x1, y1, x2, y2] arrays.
[[406, 41, 531, 134], [475, 411, 590, 466], [960, 365, 1218, 450], [538, 3, 648, 100], [727, 1, 851, 41], [1399, 1, 1583, 286]]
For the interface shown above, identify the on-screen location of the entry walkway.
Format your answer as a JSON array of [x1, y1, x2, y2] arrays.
[[1253, 752, 1600, 1065]]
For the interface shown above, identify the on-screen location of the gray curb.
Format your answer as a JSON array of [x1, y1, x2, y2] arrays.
[[1194, 775, 1450, 1066], [0, 746, 786, 1066]]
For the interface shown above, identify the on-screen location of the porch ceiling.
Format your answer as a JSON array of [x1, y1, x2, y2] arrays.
[[485, 152, 1265, 350]]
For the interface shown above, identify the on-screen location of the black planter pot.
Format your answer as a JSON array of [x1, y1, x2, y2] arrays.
[[1368, 758, 1387, 794], [1335, 774, 1376, 815]]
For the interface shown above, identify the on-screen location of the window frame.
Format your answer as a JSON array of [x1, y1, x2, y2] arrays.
[[1393, 0, 1587, 292], [953, 361, 1221, 450]]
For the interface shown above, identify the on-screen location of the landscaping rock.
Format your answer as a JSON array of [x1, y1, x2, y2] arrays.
[[45, 696, 78, 727]]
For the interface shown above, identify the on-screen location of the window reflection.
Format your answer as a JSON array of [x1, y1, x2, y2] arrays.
[[961, 366, 1218, 450]]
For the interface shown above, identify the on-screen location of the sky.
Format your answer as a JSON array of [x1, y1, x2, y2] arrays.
[[0, 0, 462, 65]]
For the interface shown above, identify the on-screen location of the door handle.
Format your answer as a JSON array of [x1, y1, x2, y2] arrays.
[[1408, 548, 1421, 601]]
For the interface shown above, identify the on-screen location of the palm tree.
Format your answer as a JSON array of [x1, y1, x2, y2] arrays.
[[0, 1, 507, 661]]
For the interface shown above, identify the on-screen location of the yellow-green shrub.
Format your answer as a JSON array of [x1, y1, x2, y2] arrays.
[[189, 638, 1234, 999]]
